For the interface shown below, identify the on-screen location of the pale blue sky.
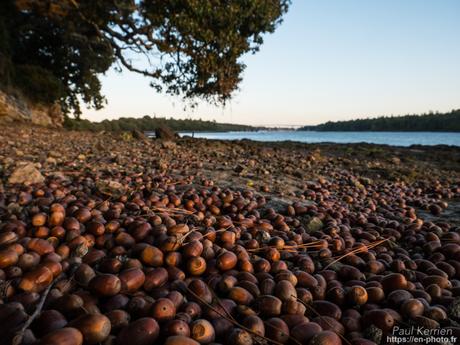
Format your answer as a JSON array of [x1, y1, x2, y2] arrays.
[[82, 0, 460, 126]]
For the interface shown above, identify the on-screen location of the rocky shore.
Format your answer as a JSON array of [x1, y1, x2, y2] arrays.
[[0, 125, 459, 345]]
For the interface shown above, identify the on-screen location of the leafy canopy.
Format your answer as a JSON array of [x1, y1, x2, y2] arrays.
[[0, 0, 290, 117]]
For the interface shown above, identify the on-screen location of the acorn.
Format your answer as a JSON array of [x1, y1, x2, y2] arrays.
[[140, 245, 164, 266], [164, 336, 200, 345], [31, 309, 67, 337], [274, 280, 297, 301], [257, 295, 282, 316], [165, 319, 191, 337], [38, 327, 83, 345], [144, 267, 168, 291], [190, 319, 215, 344], [188, 279, 213, 304], [106, 309, 130, 332], [400, 298, 425, 319], [228, 286, 254, 305], [119, 268, 145, 293], [242, 315, 265, 337], [381, 273, 408, 292], [265, 317, 290, 344], [346, 286, 368, 305], [19, 265, 54, 293], [308, 330, 342, 345], [89, 274, 121, 296], [0, 248, 19, 268], [228, 328, 253, 345], [69, 313, 111, 344], [187, 256, 207, 276], [216, 251, 238, 271], [151, 297, 176, 322], [116, 318, 160, 345], [291, 322, 323, 344]]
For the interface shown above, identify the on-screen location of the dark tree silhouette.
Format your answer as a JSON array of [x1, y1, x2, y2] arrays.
[[0, 0, 290, 117]]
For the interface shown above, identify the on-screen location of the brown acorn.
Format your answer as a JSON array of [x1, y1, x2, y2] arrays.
[[106, 309, 130, 332], [216, 251, 238, 271], [140, 245, 164, 266], [0, 248, 19, 268], [116, 317, 160, 345], [190, 319, 215, 344], [151, 297, 176, 322], [144, 267, 169, 291], [69, 313, 111, 344], [346, 286, 368, 305], [242, 315, 265, 337], [119, 268, 145, 293], [19, 265, 54, 293], [265, 317, 290, 344], [164, 336, 200, 345], [257, 295, 282, 316], [228, 286, 254, 305], [165, 319, 191, 337], [187, 256, 207, 276], [228, 328, 253, 345], [31, 309, 68, 337], [291, 322, 322, 344], [38, 327, 83, 345], [308, 330, 342, 345], [89, 274, 121, 296]]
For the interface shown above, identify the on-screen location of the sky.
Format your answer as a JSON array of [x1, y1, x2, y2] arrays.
[[82, 0, 460, 126]]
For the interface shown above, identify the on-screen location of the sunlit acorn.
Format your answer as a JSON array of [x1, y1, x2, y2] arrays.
[[381, 273, 408, 292], [27, 238, 54, 255], [346, 285, 368, 305], [400, 298, 425, 318], [0, 248, 19, 268], [187, 256, 207, 276], [216, 251, 237, 271], [228, 286, 254, 305], [116, 317, 160, 345], [119, 267, 145, 293], [89, 274, 121, 296], [140, 245, 164, 266], [19, 265, 54, 292], [69, 313, 111, 344], [38, 327, 83, 345]]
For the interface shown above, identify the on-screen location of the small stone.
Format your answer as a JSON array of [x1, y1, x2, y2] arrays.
[[8, 163, 45, 185], [306, 217, 323, 233], [162, 141, 176, 149], [391, 157, 401, 165], [15, 150, 24, 156], [46, 157, 57, 165], [77, 154, 86, 160]]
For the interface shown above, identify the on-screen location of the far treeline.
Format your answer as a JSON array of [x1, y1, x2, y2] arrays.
[[299, 109, 460, 132], [64, 116, 259, 132]]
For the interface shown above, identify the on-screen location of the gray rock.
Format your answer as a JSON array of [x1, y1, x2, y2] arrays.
[[8, 163, 45, 185]]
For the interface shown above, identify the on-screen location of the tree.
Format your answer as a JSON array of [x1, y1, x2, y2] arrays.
[[0, 0, 290, 118]]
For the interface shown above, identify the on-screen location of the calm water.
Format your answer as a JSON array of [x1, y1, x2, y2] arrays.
[[179, 131, 460, 147]]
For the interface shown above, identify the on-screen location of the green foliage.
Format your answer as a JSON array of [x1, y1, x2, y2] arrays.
[[0, 0, 290, 118], [64, 115, 259, 133], [299, 110, 460, 132]]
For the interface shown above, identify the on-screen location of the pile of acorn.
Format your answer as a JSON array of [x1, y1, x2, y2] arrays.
[[0, 163, 459, 345]]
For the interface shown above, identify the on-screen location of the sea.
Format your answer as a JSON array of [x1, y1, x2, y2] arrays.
[[177, 131, 460, 147]]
